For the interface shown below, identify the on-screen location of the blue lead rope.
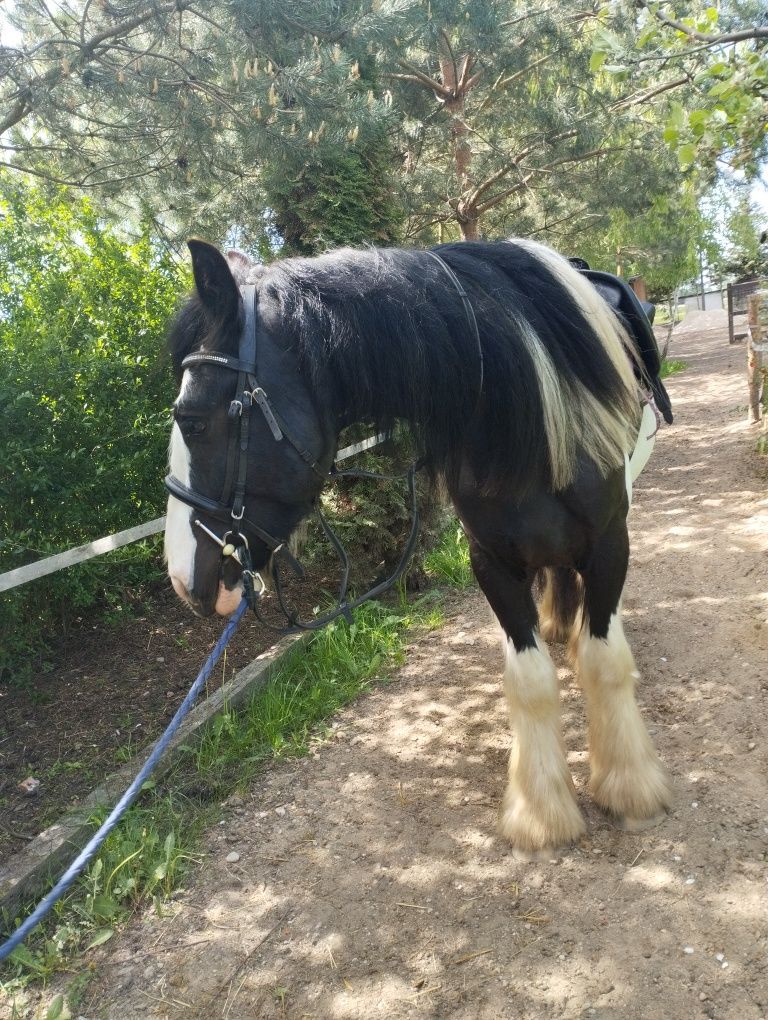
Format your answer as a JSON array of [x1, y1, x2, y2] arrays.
[[0, 598, 248, 964]]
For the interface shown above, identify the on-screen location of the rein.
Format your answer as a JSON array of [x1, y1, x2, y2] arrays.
[[165, 251, 481, 633]]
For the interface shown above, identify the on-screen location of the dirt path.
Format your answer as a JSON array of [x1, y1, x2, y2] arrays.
[[33, 314, 768, 1018]]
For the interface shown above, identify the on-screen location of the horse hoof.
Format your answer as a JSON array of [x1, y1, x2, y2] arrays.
[[615, 811, 667, 832]]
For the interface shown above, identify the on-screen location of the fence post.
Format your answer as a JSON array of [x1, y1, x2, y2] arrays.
[[727, 283, 735, 344]]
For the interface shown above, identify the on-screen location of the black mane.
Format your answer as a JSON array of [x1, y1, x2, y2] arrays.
[[251, 241, 636, 492]]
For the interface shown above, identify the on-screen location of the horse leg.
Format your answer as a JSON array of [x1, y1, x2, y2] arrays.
[[577, 519, 672, 828], [469, 542, 585, 858]]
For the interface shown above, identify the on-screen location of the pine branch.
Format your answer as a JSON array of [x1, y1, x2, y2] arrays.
[[613, 74, 691, 110], [1, 0, 197, 134], [496, 53, 556, 90], [389, 61, 453, 99], [460, 127, 601, 218]]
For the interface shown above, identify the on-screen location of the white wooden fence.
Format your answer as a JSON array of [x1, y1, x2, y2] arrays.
[[0, 433, 387, 595]]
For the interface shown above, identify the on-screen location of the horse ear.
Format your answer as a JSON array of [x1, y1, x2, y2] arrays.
[[226, 249, 254, 284], [188, 239, 240, 320]]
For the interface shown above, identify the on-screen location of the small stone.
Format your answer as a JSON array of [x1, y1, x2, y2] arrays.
[[275, 806, 286, 816], [18, 777, 40, 796], [683, 946, 695, 955], [748, 741, 756, 751], [715, 953, 724, 962], [156, 656, 165, 662], [226, 851, 241, 863]]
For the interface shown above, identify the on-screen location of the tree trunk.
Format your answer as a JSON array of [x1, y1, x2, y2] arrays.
[[438, 40, 479, 239], [460, 212, 480, 241]]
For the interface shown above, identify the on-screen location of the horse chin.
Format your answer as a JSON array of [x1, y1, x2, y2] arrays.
[[214, 580, 244, 616]]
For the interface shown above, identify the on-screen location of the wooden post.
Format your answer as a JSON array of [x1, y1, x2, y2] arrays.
[[746, 291, 768, 429], [727, 283, 735, 344]]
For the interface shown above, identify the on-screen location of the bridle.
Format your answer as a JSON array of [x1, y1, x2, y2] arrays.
[[164, 283, 422, 632], [165, 284, 314, 587], [164, 251, 482, 633]]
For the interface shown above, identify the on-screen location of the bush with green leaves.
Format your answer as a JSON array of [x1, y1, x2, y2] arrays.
[[0, 182, 183, 682]]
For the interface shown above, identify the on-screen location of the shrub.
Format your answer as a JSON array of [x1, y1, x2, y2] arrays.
[[0, 182, 183, 682]]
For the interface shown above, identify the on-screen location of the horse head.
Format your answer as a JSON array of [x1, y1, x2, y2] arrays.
[[164, 241, 334, 617]]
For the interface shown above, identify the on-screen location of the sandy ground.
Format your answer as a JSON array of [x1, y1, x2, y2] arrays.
[[15, 311, 768, 1019]]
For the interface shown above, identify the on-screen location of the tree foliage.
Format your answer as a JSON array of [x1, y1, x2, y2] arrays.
[[592, 2, 768, 176], [375, 1, 655, 242], [718, 189, 768, 277], [0, 0, 410, 239], [0, 179, 182, 680], [1, 0, 702, 254], [258, 126, 406, 254]]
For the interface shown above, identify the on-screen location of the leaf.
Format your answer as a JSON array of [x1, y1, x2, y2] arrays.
[[9, 942, 44, 973], [708, 80, 733, 98], [91, 893, 119, 920], [46, 995, 66, 1020], [86, 927, 115, 949], [677, 142, 697, 169], [589, 51, 607, 72]]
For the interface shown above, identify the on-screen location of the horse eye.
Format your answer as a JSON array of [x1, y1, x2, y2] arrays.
[[179, 416, 208, 437]]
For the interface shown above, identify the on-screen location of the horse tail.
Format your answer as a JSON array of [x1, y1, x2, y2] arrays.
[[512, 239, 641, 490], [537, 566, 584, 645]]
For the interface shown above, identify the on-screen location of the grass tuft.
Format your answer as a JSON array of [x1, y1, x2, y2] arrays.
[[423, 523, 475, 589], [660, 359, 686, 378]]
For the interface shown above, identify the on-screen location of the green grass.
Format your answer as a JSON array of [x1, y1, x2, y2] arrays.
[[423, 523, 475, 589], [654, 305, 687, 325], [189, 598, 437, 795], [660, 359, 687, 378], [0, 595, 444, 1008]]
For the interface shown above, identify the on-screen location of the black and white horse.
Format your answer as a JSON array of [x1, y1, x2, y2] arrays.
[[164, 238, 672, 858]]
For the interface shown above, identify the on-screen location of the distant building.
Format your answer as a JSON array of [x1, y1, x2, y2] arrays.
[[678, 287, 725, 312]]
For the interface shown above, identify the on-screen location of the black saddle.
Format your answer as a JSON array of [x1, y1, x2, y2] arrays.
[[569, 259, 673, 425]]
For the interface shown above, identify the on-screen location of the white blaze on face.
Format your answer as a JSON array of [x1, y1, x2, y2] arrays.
[[165, 372, 197, 603]]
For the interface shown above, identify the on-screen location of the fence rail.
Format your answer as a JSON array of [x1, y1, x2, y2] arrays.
[[0, 433, 387, 595], [727, 279, 765, 344]]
